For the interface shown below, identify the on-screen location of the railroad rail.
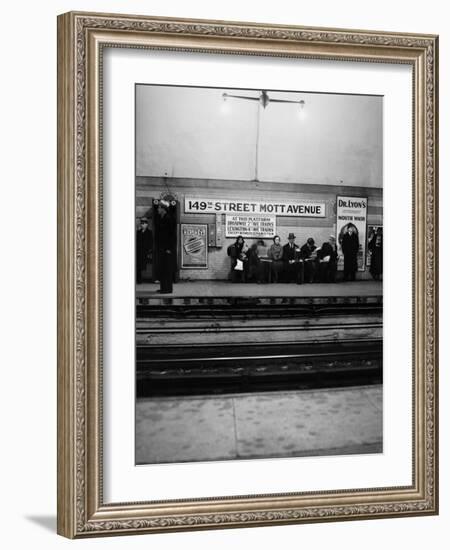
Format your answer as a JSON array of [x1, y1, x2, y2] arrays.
[[137, 339, 382, 397], [136, 295, 383, 396]]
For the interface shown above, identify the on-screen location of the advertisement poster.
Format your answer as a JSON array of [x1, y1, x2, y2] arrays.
[[336, 196, 367, 271], [180, 224, 208, 269], [185, 197, 325, 217], [225, 214, 276, 238]]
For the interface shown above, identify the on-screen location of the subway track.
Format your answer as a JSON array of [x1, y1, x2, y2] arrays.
[[137, 339, 382, 397], [136, 297, 383, 397]]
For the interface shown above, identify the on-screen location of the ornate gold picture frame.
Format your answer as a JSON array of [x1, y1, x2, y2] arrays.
[[57, 11, 438, 538]]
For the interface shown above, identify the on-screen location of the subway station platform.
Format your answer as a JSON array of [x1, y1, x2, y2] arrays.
[[136, 384, 382, 464], [137, 280, 382, 304], [136, 279, 383, 386]]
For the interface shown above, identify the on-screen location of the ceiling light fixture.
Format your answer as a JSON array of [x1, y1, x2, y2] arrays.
[[222, 90, 305, 110]]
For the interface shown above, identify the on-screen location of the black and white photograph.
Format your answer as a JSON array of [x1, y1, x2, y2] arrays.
[[135, 84, 383, 465], [1, 0, 443, 544]]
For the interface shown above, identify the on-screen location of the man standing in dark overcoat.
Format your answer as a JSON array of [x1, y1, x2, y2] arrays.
[[155, 200, 176, 294], [136, 217, 153, 284], [341, 225, 360, 281]]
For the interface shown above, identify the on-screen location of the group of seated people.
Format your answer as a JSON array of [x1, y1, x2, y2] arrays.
[[228, 233, 338, 284]]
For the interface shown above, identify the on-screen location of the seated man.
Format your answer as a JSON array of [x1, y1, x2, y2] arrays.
[[300, 237, 317, 283], [282, 233, 304, 284], [317, 235, 338, 283]]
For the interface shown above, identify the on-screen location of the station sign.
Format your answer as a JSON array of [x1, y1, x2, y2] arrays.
[[185, 197, 326, 217]]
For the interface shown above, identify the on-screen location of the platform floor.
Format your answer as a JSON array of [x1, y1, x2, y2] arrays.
[[136, 385, 382, 464], [137, 280, 382, 298]]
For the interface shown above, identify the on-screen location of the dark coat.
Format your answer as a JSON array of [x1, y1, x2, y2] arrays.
[[228, 242, 245, 267], [155, 213, 176, 252], [368, 234, 383, 277], [341, 232, 359, 276], [316, 241, 338, 283], [282, 242, 303, 283], [155, 212, 177, 292], [318, 242, 338, 262], [300, 243, 316, 260], [282, 243, 301, 262], [136, 227, 153, 283], [341, 232, 359, 257], [136, 228, 153, 263]]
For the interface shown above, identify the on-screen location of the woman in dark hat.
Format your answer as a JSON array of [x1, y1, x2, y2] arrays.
[[268, 235, 284, 283], [227, 235, 246, 283]]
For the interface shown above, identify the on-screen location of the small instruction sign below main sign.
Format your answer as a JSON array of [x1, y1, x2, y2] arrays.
[[225, 214, 276, 238]]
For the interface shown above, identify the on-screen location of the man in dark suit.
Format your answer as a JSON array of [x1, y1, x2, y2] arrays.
[[136, 217, 153, 284], [282, 233, 304, 284], [155, 200, 177, 293], [341, 225, 359, 281]]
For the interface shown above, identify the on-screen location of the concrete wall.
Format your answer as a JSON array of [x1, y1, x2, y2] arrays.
[[136, 86, 383, 188], [137, 177, 382, 280]]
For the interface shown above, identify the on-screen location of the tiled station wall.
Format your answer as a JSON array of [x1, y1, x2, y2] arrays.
[[136, 177, 382, 281]]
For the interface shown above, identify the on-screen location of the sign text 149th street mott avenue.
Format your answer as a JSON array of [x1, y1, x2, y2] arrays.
[[185, 198, 326, 217]]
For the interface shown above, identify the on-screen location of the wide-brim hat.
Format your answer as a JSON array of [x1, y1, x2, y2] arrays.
[[288, 233, 296, 239]]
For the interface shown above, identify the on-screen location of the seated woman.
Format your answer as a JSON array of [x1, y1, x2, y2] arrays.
[[255, 239, 270, 283], [228, 235, 247, 283], [267, 235, 284, 283]]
